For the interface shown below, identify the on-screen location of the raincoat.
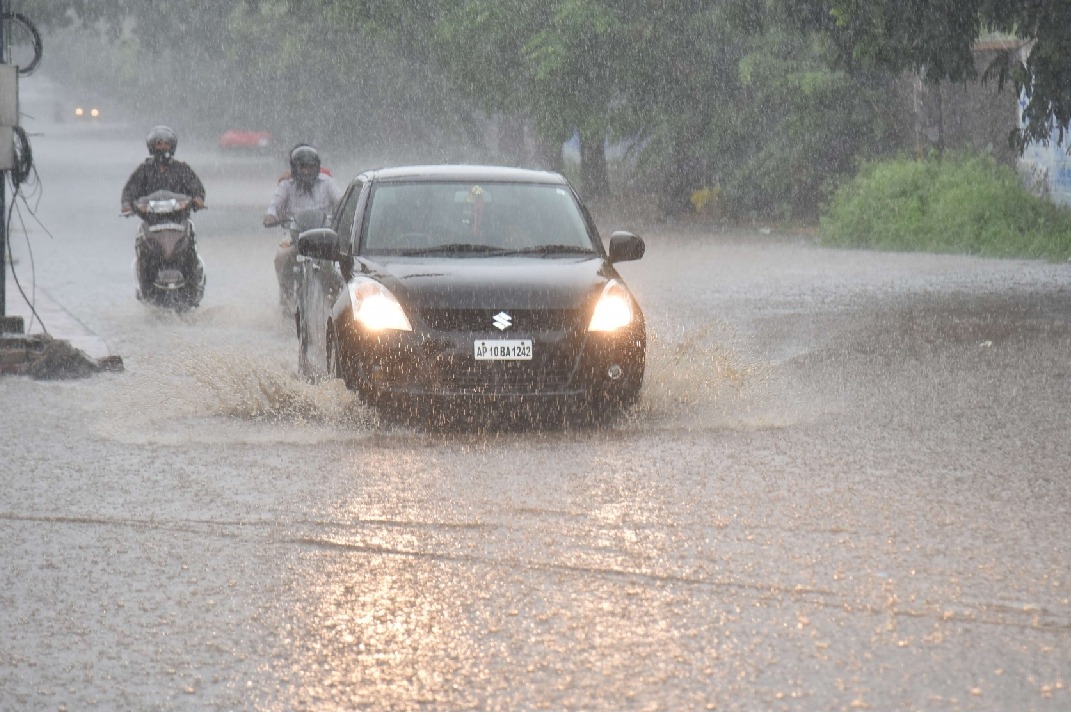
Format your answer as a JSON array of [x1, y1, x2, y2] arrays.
[[121, 158, 206, 208]]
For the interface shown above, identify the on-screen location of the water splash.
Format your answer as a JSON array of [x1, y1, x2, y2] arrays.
[[629, 325, 799, 431], [92, 347, 380, 445]]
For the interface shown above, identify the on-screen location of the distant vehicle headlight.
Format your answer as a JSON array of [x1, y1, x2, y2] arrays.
[[74, 106, 84, 117], [587, 279, 634, 332], [348, 279, 413, 332], [90, 108, 100, 118]]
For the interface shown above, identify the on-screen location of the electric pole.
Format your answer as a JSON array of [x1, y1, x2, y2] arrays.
[[1, 0, 8, 321]]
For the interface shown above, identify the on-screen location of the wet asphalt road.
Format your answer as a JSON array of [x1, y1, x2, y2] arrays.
[[1, 79, 1069, 710]]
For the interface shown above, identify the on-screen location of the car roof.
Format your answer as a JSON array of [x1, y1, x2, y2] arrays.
[[355, 164, 570, 186]]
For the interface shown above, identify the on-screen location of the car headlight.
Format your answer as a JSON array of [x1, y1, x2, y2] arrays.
[[587, 279, 634, 332], [348, 279, 412, 332]]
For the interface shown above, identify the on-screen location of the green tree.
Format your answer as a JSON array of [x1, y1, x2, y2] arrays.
[[721, 26, 905, 219], [609, 1, 763, 213], [431, 0, 624, 197], [433, 0, 561, 167], [776, 0, 1071, 151], [341, 0, 633, 198], [14, 0, 948, 220]]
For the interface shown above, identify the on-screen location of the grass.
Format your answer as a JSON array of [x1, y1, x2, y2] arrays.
[[819, 153, 1071, 261]]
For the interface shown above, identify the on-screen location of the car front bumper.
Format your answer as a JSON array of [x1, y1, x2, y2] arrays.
[[339, 318, 645, 411]]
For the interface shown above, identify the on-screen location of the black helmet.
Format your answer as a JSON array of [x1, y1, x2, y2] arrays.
[[146, 125, 177, 160], [290, 145, 321, 187]]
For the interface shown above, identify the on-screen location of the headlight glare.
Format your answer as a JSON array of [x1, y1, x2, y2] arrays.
[[588, 280, 634, 332], [349, 280, 412, 332]]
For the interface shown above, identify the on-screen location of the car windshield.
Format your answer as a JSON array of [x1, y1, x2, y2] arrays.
[[361, 181, 596, 256]]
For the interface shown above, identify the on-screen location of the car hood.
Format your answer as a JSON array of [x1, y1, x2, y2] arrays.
[[358, 255, 616, 310]]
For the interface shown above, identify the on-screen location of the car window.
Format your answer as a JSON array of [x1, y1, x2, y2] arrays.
[[333, 181, 364, 254], [361, 182, 593, 255]]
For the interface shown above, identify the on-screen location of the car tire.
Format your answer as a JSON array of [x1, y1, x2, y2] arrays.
[[327, 323, 359, 391]]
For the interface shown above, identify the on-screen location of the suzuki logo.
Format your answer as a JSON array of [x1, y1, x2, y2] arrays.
[[492, 311, 512, 330]]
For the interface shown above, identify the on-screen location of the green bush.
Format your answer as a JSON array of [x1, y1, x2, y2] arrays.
[[820, 153, 1071, 261]]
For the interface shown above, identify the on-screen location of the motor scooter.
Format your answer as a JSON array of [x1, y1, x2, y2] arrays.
[[123, 190, 205, 311]]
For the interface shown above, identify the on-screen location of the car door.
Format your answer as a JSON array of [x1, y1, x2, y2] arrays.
[[297, 180, 364, 379]]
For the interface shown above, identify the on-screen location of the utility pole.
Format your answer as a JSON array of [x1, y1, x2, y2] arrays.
[[0, 0, 8, 321]]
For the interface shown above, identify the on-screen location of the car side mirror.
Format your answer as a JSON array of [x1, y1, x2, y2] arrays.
[[608, 231, 645, 263], [297, 228, 342, 261]]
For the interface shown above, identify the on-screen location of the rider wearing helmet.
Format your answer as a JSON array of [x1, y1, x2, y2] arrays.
[[263, 144, 341, 225], [121, 125, 206, 214], [263, 144, 343, 307], [290, 145, 322, 192]]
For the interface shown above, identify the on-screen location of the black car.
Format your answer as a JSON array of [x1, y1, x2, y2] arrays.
[[295, 165, 646, 423]]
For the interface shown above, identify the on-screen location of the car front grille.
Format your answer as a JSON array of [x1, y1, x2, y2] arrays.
[[420, 308, 583, 333], [359, 312, 587, 395], [432, 348, 577, 392]]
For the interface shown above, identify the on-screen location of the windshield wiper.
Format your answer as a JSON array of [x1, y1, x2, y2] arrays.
[[398, 243, 506, 256], [504, 244, 596, 256]]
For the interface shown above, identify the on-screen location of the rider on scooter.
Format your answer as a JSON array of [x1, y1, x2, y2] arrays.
[[122, 126, 207, 305], [121, 126, 206, 214], [263, 144, 343, 307]]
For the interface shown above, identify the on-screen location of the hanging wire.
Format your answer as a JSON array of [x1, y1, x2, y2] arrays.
[[10, 124, 30, 185], [2, 10, 46, 332], [1, 12, 43, 75], [5, 130, 51, 333]]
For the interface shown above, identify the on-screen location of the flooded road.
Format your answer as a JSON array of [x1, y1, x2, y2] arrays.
[[2, 80, 1069, 710]]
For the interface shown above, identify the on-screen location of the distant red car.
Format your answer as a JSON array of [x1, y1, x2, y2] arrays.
[[219, 129, 273, 151]]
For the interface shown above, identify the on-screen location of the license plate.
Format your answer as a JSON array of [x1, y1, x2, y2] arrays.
[[474, 339, 533, 361]]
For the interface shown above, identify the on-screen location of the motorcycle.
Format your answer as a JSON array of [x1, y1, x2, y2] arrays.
[[271, 208, 329, 316], [124, 190, 205, 311]]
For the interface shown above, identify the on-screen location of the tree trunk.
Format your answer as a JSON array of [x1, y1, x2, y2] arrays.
[[535, 135, 564, 173], [579, 133, 609, 199], [496, 114, 527, 166], [661, 126, 705, 215]]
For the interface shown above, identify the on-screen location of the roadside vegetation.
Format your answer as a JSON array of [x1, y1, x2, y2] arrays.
[[820, 153, 1071, 261], [14, 0, 1071, 232]]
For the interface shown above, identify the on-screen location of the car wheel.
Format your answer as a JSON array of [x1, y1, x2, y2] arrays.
[[327, 323, 358, 391]]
